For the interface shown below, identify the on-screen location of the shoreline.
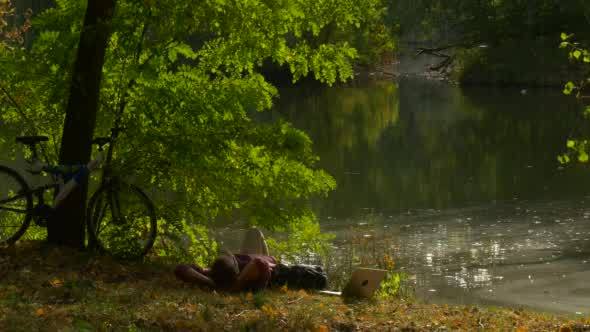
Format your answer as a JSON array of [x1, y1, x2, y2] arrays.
[[1, 241, 588, 331]]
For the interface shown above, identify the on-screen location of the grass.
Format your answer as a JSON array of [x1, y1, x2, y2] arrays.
[[0, 241, 588, 331]]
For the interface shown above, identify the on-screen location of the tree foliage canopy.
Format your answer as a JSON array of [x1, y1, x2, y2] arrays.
[[0, 0, 388, 258]]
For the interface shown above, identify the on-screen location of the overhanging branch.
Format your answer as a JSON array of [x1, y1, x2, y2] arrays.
[[415, 41, 485, 72]]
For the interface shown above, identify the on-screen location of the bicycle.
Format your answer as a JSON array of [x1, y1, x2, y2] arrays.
[[0, 127, 157, 259]]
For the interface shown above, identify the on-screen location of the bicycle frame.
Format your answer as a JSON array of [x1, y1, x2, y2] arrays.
[[23, 145, 107, 209], [99, 125, 122, 184], [0, 170, 58, 210], [1, 111, 125, 228]]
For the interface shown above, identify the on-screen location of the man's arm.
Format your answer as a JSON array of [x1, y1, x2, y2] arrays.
[[233, 257, 273, 291], [174, 265, 216, 288]]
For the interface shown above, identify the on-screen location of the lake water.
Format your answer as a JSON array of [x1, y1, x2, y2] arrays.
[[273, 77, 590, 314]]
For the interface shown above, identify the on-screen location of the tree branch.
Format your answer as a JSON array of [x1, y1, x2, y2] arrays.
[[415, 41, 484, 72]]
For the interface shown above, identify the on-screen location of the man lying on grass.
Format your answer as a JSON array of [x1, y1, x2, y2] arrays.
[[174, 228, 328, 292], [175, 253, 277, 292]]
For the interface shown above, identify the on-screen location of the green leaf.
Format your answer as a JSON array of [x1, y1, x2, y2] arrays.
[[561, 32, 569, 41], [558, 155, 571, 164], [567, 140, 576, 148], [579, 152, 589, 163], [573, 50, 582, 59], [172, 43, 197, 60], [563, 81, 576, 95], [167, 51, 177, 62]]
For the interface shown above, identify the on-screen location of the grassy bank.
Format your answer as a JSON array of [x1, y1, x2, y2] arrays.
[[0, 241, 587, 331]]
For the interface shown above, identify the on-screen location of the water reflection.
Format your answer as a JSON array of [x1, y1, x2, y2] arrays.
[[275, 78, 590, 218]]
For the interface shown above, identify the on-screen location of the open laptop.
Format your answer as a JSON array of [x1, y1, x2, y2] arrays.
[[320, 268, 388, 298]]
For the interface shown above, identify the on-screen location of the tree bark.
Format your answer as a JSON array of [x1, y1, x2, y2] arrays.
[[47, 0, 116, 248]]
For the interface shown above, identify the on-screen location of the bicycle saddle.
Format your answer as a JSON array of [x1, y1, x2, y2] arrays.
[[16, 136, 49, 145]]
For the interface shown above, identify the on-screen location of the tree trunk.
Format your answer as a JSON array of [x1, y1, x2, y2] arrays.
[[47, 0, 116, 248]]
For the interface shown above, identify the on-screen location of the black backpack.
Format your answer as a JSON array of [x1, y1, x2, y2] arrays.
[[271, 263, 328, 290]]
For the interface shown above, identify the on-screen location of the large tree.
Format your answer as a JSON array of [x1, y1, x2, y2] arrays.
[[46, 0, 116, 247]]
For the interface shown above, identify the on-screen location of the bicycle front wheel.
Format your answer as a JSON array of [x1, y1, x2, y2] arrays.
[[0, 166, 33, 245], [87, 180, 157, 259]]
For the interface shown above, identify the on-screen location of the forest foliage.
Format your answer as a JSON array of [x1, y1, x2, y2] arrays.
[[0, 0, 392, 261], [391, 0, 590, 44], [388, 0, 590, 85], [559, 33, 590, 165]]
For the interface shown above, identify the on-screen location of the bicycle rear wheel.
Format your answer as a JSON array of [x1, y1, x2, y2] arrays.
[[0, 166, 33, 245], [87, 179, 157, 259]]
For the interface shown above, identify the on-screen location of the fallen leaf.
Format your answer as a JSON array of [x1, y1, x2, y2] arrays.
[[314, 324, 329, 332], [35, 308, 46, 317], [49, 278, 63, 288]]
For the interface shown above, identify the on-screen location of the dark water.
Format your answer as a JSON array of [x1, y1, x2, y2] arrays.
[[273, 78, 590, 314]]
